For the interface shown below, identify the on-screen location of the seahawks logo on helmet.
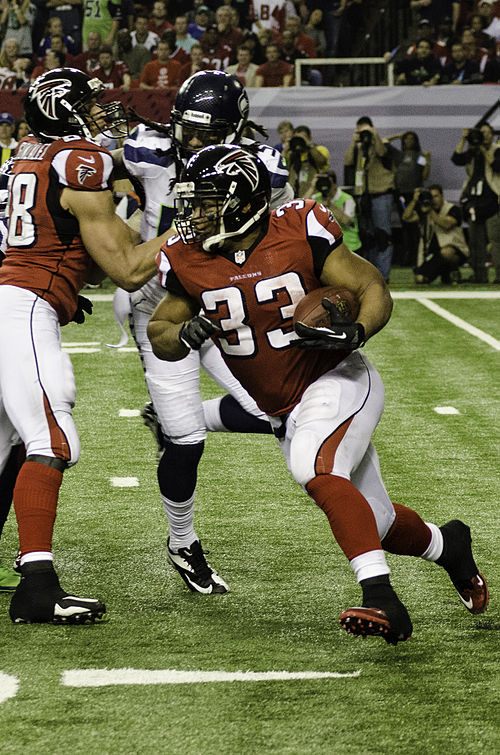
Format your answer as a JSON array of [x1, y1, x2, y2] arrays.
[[213, 149, 259, 191], [29, 78, 73, 120]]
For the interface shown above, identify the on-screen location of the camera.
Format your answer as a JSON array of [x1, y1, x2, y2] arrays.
[[316, 174, 333, 196], [359, 129, 372, 148], [289, 135, 307, 154], [466, 128, 483, 148], [417, 189, 433, 209]]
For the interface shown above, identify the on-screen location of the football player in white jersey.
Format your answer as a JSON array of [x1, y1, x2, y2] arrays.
[[118, 71, 293, 594]]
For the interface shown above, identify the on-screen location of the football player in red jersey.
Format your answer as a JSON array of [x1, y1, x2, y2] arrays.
[[0, 68, 171, 624], [148, 145, 489, 645]]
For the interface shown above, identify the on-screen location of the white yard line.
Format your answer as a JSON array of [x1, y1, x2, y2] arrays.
[[416, 298, 500, 350], [0, 672, 19, 703], [110, 477, 139, 487], [62, 668, 361, 687]]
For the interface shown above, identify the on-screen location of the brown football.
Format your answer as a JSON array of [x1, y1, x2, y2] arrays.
[[293, 286, 360, 329]]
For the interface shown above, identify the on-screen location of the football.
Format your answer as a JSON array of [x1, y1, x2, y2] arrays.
[[292, 286, 360, 329]]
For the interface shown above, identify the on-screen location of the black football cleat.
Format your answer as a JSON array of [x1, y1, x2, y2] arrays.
[[9, 561, 106, 624], [437, 520, 489, 614], [167, 538, 229, 594], [339, 602, 413, 646]]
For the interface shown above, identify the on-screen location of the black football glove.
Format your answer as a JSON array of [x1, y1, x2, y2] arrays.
[[294, 297, 365, 351], [179, 313, 219, 350], [71, 295, 93, 324]]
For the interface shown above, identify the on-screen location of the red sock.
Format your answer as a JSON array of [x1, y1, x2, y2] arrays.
[[306, 474, 382, 560], [382, 502, 432, 556], [13, 461, 63, 556]]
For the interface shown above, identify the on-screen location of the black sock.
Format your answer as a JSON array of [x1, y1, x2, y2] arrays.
[[157, 441, 204, 501], [219, 395, 272, 434]]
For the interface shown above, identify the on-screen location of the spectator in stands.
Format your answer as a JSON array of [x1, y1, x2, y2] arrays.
[[200, 24, 232, 69], [241, 30, 266, 64], [72, 30, 101, 72], [161, 29, 190, 67], [280, 27, 322, 84], [251, 0, 288, 36], [257, 27, 273, 51], [215, 4, 243, 63], [470, 12, 496, 51], [304, 7, 326, 57], [273, 119, 294, 153], [0, 0, 35, 56], [284, 124, 329, 196], [284, 15, 316, 57], [149, 0, 173, 37], [344, 116, 395, 282], [403, 185, 469, 285], [30, 47, 65, 80], [478, 0, 500, 41], [14, 116, 29, 140], [225, 43, 259, 86], [94, 43, 131, 90], [45, 0, 82, 52], [178, 40, 211, 83], [452, 123, 500, 284], [140, 38, 181, 88], [396, 38, 443, 85], [37, 16, 77, 59], [0, 112, 17, 165], [0, 38, 31, 87], [410, 0, 460, 33], [442, 40, 482, 82], [461, 26, 490, 72], [131, 13, 159, 52], [82, 0, 120, 49], [483, 51, 500, 79], [188, 5, 211, 41], [175, 15, 196, 53], [304, 169, 362, 253], [406, 19, 439, 56], [255, 41, 293, 86], [386, 130, 431, 266], [117, 28, 151, 79]]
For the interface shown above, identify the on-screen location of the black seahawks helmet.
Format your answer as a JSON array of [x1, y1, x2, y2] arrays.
[[171, 70, 249, 162], [175, 144, 271, 252], [24, 67, 128, 142]]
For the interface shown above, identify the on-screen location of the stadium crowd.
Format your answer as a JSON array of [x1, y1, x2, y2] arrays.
[[1, 0, 500, 94]]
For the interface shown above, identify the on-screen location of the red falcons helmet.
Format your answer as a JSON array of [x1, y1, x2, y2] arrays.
[[175, 144, 271, 251], [24, 67, 128, 142]]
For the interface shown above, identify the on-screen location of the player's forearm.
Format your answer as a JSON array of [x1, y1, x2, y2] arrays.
[[147, 319, 189, 361], [356, 278, 393, 339]]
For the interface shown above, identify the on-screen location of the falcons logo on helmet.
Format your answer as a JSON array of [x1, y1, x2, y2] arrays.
[[30, 78, 72, 120], [214, 149, 259, 190]]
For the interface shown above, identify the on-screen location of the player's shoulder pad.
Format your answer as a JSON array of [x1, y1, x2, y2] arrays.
[[123, 123, 174, 173], [273, 198, 342, 244], [50, 137, 114, 191], [255, 141, 289, 185]]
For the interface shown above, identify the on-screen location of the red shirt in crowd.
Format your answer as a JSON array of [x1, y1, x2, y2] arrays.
[[94, 61, 129, 88], [255, 59, 293, 85], [140, 58, 182, 87]]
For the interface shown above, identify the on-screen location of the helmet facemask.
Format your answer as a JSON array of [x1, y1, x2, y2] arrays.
[[175, 178, 268, 252]]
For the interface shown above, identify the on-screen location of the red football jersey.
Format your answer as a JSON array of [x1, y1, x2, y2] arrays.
[[0, 135, 113, 325], [158, 199, 347, 416]]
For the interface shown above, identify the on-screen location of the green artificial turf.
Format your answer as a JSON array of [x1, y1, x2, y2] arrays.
[[0, 282, 498, 755]]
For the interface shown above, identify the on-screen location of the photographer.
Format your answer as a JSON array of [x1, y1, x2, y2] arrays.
[[451, 124, 500, 284], [283, 125, 329, 197], [304, 170, 362, 252], [344, 115, 396, 282], [402, 185, 469, 284]]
